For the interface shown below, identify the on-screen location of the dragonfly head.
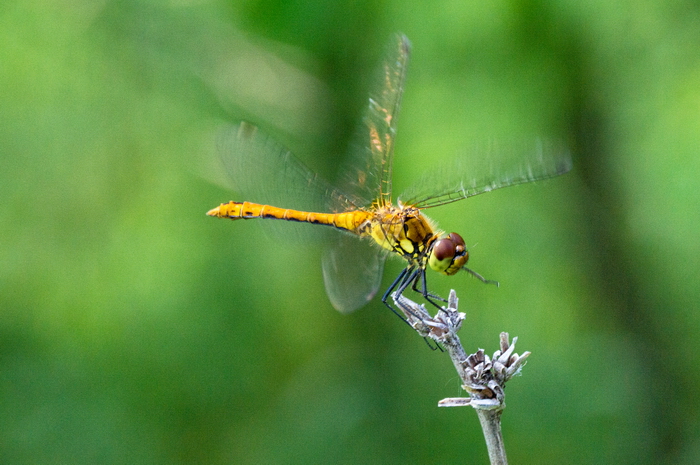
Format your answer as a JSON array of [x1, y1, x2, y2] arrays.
[[428, 232, 468, 276]]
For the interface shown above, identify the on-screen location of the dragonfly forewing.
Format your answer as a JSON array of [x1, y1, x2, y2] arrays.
[[401, 137, 572, 208], [335, 34, 410, 210]]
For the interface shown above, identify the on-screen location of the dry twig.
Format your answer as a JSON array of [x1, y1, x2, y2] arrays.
[[393, 290, 530, 465]]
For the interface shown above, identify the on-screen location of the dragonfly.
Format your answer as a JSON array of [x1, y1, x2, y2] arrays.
[[207, 34, 571, 316]]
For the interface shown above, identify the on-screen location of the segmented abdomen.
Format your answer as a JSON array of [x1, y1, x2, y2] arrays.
[[207, 201, 371, 234]]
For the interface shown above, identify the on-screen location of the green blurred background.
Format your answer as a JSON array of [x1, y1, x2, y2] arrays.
[[2, 0, 699, 463]]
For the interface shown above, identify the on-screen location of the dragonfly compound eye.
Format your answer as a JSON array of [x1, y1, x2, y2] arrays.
[[428, 233, 469, 275], [448, 232, 465, 250]]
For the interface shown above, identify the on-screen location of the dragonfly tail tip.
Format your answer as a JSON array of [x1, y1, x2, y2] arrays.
[[206, 206, 222, 217]]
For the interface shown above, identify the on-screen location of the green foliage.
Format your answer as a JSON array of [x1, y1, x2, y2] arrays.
[[2, 0, 700, 463]]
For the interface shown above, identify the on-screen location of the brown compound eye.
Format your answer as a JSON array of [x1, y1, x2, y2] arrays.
[[448, 232, 465, 253], [432, 236, 457, 261], [428, 232, 469, 275]]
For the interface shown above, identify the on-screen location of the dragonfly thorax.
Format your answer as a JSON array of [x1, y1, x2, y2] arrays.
[[359, 204, 436, 261], [356, 204, 467, 277]]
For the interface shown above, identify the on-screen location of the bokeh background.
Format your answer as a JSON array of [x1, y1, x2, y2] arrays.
[[2, 0, 699, 463]]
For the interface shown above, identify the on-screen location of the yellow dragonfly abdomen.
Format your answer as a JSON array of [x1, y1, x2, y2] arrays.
[[207, 201, 373, 234]]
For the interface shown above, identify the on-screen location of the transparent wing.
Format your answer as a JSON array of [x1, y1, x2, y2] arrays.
[[216, 122, 385, 312], [318, 34, 410, 312], [217, 122, 359, 213], [401, 138, 572, 208], [334, 33, 410, 208], [321, 234, 386, 314], [214, 33, 412, 313]]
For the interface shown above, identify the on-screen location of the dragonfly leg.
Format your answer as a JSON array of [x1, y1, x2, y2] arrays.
[[394, 268, 435, 318], [409, 269, 448, 312], [381, 267, 412, 325], [464, 266, 500, 287], [384, 266, 443, 351], [383, 266, 428, 322]]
